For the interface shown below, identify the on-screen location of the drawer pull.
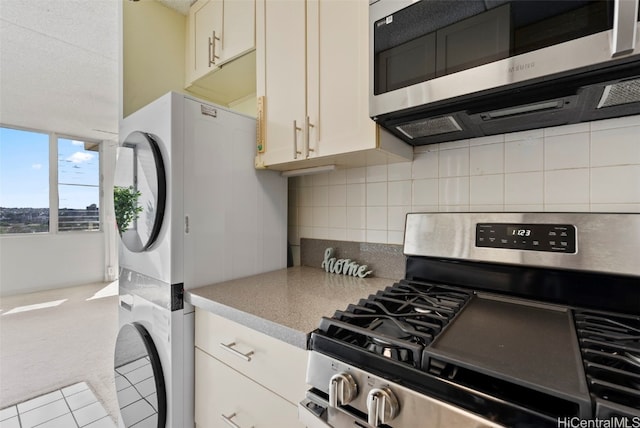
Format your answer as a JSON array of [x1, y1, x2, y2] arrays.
[[220, 341, 254, 362], [221, 412, 253, 428]]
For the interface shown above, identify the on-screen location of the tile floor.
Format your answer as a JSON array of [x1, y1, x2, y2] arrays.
[[0, 382, 115, 428]]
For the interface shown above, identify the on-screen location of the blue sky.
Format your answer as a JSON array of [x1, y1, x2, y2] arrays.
[[0, 127, 99, 209]]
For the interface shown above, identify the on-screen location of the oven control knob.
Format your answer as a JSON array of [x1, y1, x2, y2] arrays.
[[329, 372, 358, 407], [366, 387, 399, 427]]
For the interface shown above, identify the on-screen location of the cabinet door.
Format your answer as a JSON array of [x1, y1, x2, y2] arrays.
[[307, 0, 377, 157], [219, 0, 255, 65], [260, 0, 306, 166], [191, 0, 223, 82], [195, 349, 303, 428]]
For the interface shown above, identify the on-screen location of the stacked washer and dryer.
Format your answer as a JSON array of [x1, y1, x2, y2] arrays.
[[113, 92, 287, 428]]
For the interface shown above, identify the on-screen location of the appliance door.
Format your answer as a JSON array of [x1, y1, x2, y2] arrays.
[[370, 0, 640, 118], [114, 131, 167, 253], [114, 322, 167, 428]]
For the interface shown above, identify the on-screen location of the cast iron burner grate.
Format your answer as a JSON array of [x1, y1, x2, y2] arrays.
[[574, 310, 640, 411], [316, 280, 472, 368]]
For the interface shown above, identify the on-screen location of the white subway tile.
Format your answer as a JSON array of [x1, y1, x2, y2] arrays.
[[367, 182, 388, 206], [299, 226, 313, 239], [313, 227, 329, 239], [544, 204, 591, 212], [505, 139, 543, 173], [544, 169, 590, 204], [328, 169, 347, 185], [590, 115, 640, 131], [469, 134, 504, 147], [312, 206, 329, 228], [411, 205, 439, 213], [591, 165, 640, 203], [504, 128, 544, 142], [591, 126, 640, 167], [288, 186, 298, 206], [414, 144, 439, 154], [366, 229, 388, 244], [439, 139, 469, 150], [328, 206, 347, 229], [299, 207, 313, 227], [291, 246, 301, 266], [299, 175, 314, 187], [288, 176, 300, 189], [544, 132, 590, 170], [543, 123, 590, 137], [505, 172, 543, 205], [470, 205, 505, 212], [439, 205, 470, 212], [470, 143, 504, 175], [388, 231, 405, 245], [412, 150, 439, 179], [388, 206, 410, 231], [470, 174, 504, 205], [590, 203, 640, 213], [347, 229, 366, 241], [366, 206, 388, 230], [346, 206, 366, 229], [346, 183, 366, 206], [313, 172, 330, 186], [299, 187, 313, 207], [388, 180, 412, 206], [288, 205, 298, 227], [412, 179, 439, 206], [312, 185, 329, 207], [504, 204, 544, 212], [328, 185, 347, 207], [346, 167, 366, 184], [366, 164, 388, 183], [439, 177, 470, 206], [439, 147, 469, 177], [328, 228, 348, 241], [388, 161, 412, 181]]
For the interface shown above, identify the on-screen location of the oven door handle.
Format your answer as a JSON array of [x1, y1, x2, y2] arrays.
[[298, 398, 332, 428]]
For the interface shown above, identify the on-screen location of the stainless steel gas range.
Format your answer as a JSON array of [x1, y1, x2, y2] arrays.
[[300, 213, 640, 428]]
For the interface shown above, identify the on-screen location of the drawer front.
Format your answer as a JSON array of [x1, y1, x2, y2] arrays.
[[195, 309, 308, 404], [195, 348, 304, 428]]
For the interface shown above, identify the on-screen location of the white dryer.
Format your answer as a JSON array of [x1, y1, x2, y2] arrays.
[[113, 92, 287, 428]]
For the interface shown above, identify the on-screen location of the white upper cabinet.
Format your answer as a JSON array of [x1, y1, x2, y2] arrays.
[[254, 0, 412, 171], [186, 0, 255, 85]]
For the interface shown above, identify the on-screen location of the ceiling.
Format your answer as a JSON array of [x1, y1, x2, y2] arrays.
[[0, 0, 191, 142]]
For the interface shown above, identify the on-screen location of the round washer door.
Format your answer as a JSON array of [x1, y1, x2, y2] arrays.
[[114, 323, 167, 427], [114, 131, 166, 252]]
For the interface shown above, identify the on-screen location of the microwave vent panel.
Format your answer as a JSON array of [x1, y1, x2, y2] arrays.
[[396, 116, 462, 139], [597, 78, 640, 108]]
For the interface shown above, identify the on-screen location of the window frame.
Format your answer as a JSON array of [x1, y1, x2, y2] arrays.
[[0, 124, 103, 235]]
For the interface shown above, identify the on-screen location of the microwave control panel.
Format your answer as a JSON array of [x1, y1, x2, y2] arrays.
[[475, 223, 577, 253]]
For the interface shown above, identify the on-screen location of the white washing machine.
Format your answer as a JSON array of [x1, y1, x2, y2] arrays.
[[113, 92, 287, 428]]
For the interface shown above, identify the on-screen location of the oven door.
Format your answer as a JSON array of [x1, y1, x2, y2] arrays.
[[370, 0, 640, 118]]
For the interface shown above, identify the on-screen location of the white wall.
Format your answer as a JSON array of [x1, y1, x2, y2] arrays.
[[0, 232, 105, 296], [288, 115, 640, 259]]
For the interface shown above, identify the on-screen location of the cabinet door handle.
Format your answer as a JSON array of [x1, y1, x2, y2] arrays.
[[209, 30, 220, 66], [219, 341, 254, 361], [611, 0, 638, 57], [293, 120, 302, 159], [221, 412, 253, 428], [305, 116, 315, 158]]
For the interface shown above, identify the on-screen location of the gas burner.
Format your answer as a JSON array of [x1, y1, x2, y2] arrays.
[[414, 307, 433, 314], [368, 318, 413, 341]]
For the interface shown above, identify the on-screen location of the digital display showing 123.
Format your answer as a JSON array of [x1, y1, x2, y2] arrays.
[[508, 227, 532, 237]]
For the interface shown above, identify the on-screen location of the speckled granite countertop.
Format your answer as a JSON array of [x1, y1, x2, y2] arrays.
[[185, 266, 395, 349]]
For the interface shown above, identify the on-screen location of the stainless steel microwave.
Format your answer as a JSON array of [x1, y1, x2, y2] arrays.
[[370, 0, 640, 145]]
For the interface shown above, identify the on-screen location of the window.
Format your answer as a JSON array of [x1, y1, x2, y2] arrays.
[[0, 126, 101, 234], [0, 127, 50, 233], [58, 138, 100, 231]]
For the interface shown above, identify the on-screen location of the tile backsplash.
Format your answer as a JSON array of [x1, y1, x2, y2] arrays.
[[288, 115, 640, 258]]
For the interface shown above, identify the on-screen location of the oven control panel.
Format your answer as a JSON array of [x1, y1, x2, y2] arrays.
[[475, 223, 577, 253]]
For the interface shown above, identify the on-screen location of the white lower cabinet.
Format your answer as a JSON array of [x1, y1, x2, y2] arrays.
[[195, 348, 303, 427], [194, 309, 308, 427]]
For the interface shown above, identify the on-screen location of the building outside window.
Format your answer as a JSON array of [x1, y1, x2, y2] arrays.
[[0, 126, 101, 234]]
